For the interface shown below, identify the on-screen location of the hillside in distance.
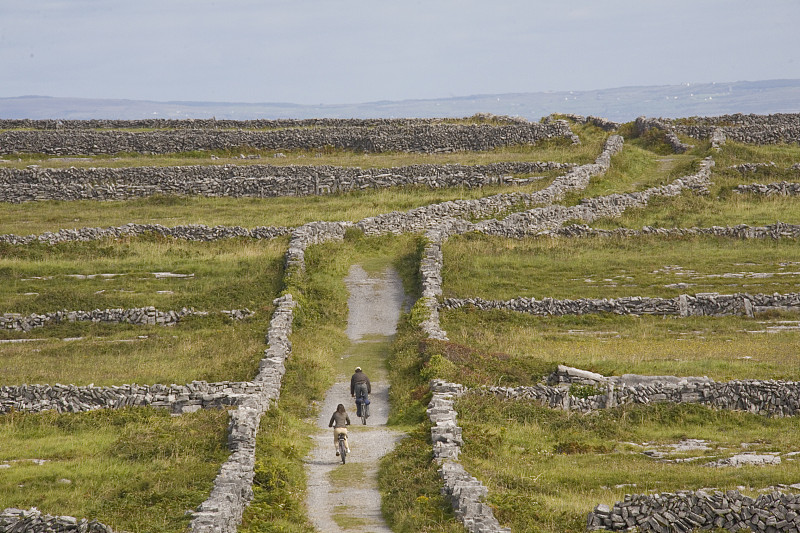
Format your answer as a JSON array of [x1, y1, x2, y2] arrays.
[[2, 79, 799, 121]]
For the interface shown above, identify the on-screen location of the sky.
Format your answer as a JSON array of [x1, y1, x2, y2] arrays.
[[2, 0, 799, 105]]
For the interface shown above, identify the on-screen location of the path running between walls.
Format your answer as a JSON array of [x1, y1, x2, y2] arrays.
[[305, 265, 406, 533]]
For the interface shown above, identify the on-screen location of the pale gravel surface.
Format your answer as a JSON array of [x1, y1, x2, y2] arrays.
[[305, 265, 406, 533]]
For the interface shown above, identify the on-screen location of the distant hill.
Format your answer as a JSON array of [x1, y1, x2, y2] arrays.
[[2, 79, 799, 122]]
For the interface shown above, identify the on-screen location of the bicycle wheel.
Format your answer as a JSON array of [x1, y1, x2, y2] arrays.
[[339, 437, 347, 464]]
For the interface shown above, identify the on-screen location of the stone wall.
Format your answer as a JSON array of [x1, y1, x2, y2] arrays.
[[635, 114, 800, 145], [0, 122, 574, 155], [0, 161, 572, 203], [0, 223, 290, 246], [0, 115, 529, 131], [736, 181, 800, 196], [0, 306, 217, 331], [441, 291, 800, 318], [428, 380, 510, 533], [588, 490, 800, 533], [357, 135, 624, 237], [0, 380, 267, 415], [472, 376, 800, 417], [189, 293, 296, 533], [558, 114, 622, 132], [0, 508, 115, 533], [541, 222, 800, 240]]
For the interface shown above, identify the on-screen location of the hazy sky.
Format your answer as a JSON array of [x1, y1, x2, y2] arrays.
[[2, 0, 799, 105]]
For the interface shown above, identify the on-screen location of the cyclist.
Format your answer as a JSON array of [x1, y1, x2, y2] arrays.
[[350, 366, 371, 420], [328, 403, 350, 456]]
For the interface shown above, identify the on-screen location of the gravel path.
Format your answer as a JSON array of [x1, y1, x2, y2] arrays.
[[305, 265, 406, 533]]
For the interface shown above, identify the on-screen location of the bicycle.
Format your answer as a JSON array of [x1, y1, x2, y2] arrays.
[[355, 392, 370, 425], [337, 432, 348, 464]]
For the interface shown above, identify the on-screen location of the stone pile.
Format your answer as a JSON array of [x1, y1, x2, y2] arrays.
[[0, 381, 267, 415], [0, 508, 115, 532], [0, 161, 571, 203], [635, 114, 800, 145], [441, 291, 800, 318], [0, 223, 290, 245], [428, 380, 510, 533], [0, 115, 529, 131], [736, 181, 800, 196], [0, 122, 574, 156], [587, 490, 800, 532]]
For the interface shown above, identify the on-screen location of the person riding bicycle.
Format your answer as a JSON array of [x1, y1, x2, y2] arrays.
[[328, 403, 350, 456], [350, 366, 371, 420]]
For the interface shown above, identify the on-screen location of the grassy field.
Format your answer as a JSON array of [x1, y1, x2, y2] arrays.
[[0, 179, 564, 236], [440, 308, 800, 383], [0, 237, 286, 385], [0, 407, 229, 533], [442, 233, 800, 300], [3, 115, 799, 531], [591, 138, 800, 228], [457, 396, 800, 533], [0, 237, 287, 314]]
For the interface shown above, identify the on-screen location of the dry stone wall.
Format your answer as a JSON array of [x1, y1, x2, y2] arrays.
[[0, 161, 571, 203], [0, 223, 290, 246], [0, 116, 529, 131], [428, 380, 511, 533], [0, 122, 573, 155], [587, 490, 800, 533], [189, 293, 296, 533], [441, 291, 800, 318], [472, 376, 800, 417], [0, 381, 267, 415], [0, 306, 220, 332], [635, 114, 800, 145]]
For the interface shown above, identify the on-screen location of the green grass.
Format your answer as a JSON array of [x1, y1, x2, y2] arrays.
[[0, 407, 229, 533], [456, 396, 800, 533], [0, 237, 287, 314], [563, 145, 700, 205], [0, 236, 286, 385], [591, 138, 800, 228], [0, 318, 269, 386], [442, 233, 800, 300], [440, 308, 800, 382]]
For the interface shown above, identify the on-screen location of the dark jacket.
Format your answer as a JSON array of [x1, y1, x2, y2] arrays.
[[329, 411, 350, 428], [350, 370, 371, 395]]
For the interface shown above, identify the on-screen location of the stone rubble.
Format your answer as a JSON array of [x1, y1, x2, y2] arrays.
[[736, 181, 800, 196], [0, 508, 115, 532], [587, 490, 800, 532]]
